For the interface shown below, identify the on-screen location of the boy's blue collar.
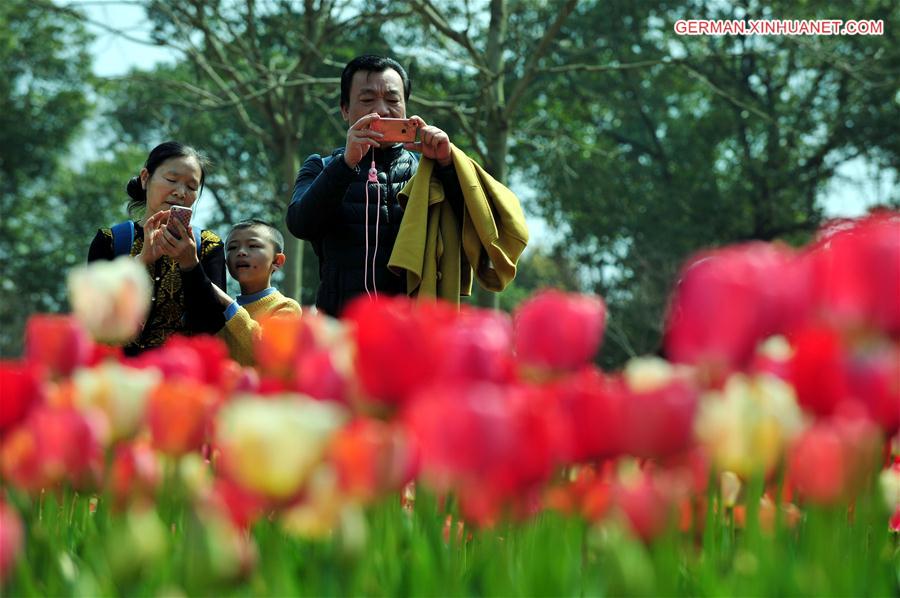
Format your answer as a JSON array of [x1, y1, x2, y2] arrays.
[[237, 287, 277, 305]]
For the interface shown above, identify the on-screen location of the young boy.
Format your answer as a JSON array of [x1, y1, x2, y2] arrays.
[[212, 219, 301, 365]]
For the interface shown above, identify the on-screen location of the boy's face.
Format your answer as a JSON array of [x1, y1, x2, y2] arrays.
[[225, 226, 284, 293]]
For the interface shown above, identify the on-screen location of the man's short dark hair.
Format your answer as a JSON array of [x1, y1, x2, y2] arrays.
[[340, 54, 411, 108], [228, 219, 284, 254]]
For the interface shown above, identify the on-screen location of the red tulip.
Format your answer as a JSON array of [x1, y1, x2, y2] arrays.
[[1, 405, 101, 491], [108, 440, 161, 506], [550, 367, 625, 462], [788, 324, 851, 418], [204, 478, 267, 530], [346, 296, 446, 406], [514, 290, 606, 373], [24, 314, 94, 378], [0, 361, 43, 433]]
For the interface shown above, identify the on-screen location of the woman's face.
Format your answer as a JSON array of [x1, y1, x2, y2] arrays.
[[140, 155, 202, 218]]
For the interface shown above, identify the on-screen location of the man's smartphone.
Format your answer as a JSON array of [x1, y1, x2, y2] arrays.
[[167, 205, 192, 240], [372, 118, 419, 143]]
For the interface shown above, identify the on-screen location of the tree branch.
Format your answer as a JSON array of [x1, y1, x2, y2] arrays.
[[408, 0, 487, 72], [506, 0, 579, 117]]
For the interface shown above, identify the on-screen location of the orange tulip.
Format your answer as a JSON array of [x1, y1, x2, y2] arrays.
[[146, 379, 218, 456]]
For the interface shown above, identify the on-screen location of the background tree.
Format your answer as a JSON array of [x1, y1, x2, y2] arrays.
[[0, 0, 97, 355], [79, 0, 411, 302], [3, 0, 897, 367], [518, 0, 900, 366]]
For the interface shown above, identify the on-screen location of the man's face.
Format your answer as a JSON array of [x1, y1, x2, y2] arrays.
[[341, 68, 407, 134]]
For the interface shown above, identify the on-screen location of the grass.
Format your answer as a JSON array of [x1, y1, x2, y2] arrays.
[[4, 472, 898, 597]]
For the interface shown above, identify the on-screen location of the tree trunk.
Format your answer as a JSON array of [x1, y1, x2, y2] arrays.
[[281, 149, 302, 301], [484, 0, 509, 309]]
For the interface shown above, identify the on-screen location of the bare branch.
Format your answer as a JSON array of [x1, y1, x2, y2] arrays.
[[48, 1, 164, 48], [408, 95, 477, 116], [410, 94, 488, 164], [408, 0, 487, 73], [678, 63, 773, 122], [506, 0, 579, 117], [541, 58, 676, 74]]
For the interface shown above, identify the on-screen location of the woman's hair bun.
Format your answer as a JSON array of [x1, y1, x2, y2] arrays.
[[125, 176, 145, 202]]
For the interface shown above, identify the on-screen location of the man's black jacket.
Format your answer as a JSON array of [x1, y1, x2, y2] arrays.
[[286, 144, 462, 317]]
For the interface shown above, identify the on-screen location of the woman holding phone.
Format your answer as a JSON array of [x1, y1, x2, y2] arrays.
[[88, 141, 226, 355]]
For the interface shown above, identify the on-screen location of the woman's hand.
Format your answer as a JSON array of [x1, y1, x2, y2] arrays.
[[159, 215, 200, 271], [137, 211, 167, 266]]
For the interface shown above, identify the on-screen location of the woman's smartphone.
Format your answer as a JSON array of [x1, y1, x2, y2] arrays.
[[167, 205, 192, 240], [372, 118, 419, 143]]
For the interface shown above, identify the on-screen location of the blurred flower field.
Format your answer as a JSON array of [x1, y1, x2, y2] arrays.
[[1, 213, 899, 596]]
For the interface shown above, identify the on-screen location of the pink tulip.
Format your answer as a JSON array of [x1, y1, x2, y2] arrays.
[[788, 414, 881, 505], [162, 335, 232, 386], [664, 243, 803, 378], [0, 500, 23, 585], [807, 213, 900, 336], [294, 348, 349, 404], [846, 342, 900, 434], [514, 290, 606, 373], [615, 471, 677, 542], [615, 374, 698, 459], [435, 306, 515, 384], [404, 382, 562, 522]]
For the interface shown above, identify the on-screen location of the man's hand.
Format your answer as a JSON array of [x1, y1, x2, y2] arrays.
[[405, 115, 452, 167], [344, 113, 384, 168]]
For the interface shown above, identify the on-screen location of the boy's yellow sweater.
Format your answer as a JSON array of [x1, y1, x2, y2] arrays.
[[219, 289, 301, 366]]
